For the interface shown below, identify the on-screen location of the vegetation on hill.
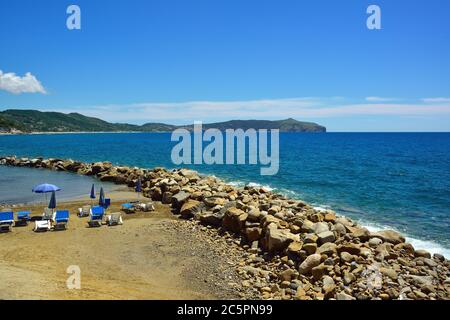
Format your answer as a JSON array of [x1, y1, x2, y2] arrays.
[[0, 109, 326, 133]]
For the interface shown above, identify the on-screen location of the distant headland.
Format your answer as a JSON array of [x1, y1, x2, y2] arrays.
[[0, 109, 326, 134]]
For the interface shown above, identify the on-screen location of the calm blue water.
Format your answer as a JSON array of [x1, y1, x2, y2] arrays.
[[0, 166, 118, 205], [1, 132, 449, 256]]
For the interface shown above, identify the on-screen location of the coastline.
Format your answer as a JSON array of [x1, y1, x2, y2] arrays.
[[1, 155, 449, 300], [0, 131, 172, 136], [227, 180, 450, 259]]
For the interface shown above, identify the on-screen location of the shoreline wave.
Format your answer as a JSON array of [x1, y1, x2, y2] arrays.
[[226, 178, 450, 258]]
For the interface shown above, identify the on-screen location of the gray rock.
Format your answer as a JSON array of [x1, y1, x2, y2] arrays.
[[199, 212, 223, 227], [331, 223, 346, 236], [369, 237, 383, 248], [317, 231, 335, 244], [171, 191, 191, 209], [266, 227, 299, 252], [336, 292, 356, 300], [370, 230, 405, 244], [314, 222, 329, 234]]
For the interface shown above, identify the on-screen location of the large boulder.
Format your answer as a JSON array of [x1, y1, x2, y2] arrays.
[[337, 243, 362, 256], [245, 227, 263, 242], [370, 230, 405, 245], [149, 187, 163, 201], [203, 197, 226, 207], [346, 225, 370, 241], [199, 212, 223, 227], [180, 199, 204, 218], [91, 161, 111, 175], [298, 254, 321, 275], [317, 231, 335, 244], [222, 207, 248, 233], [162, 191, 173, 204], [301, 220, 315, 233], [171, 191, 191, 210], [314, 222, 329, 234], [266, 227, 299, 252], [318, 242, 337, 256]]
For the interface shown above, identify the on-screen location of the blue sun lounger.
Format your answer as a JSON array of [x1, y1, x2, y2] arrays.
[[0, 211, 14, 232], [16, 211, 31, 226], [121, 203, 133, 209], [89, 206, 105, 227], [53, 210, 69, 230], [121, 202, 136, 214], [103, 198, 111, 209]]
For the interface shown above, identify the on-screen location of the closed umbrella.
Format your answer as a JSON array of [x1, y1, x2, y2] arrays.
[[135, 177, 142, 200], [48, 191, 57, 209], [90, 184, 95, 205], [99, 187, 105, 208]]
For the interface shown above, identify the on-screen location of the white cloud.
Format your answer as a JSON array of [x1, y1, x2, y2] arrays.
[[365, 96, 399, 102], [43, 97, 450, 124], [0, 70, 47, 94], [421, 97, 450, 103]]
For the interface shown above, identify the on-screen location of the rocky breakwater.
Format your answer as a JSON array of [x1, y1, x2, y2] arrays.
[[1, 156, 450, 300]]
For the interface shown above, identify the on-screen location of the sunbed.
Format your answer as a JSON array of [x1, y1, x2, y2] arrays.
[[34, 219, 51, 232], [16, 211, 31, 226], [53, 210, 69, 230], [121, 202, 136, 214], [88, 206, 105, 227], [0, 211, 14, 232], [103, 198, 111, 209], [42, 207, 53, 220], [77, 205, 91, 217], [138, 202, 155, 212], [106, 212, 123, 226]]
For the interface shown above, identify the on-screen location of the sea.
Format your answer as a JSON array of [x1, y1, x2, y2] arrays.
[[0, 132, 449, 257]]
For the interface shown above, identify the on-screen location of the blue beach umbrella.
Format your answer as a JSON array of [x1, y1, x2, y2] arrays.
[[90, 184, 96, 199], [32, 183, 61, 193], [99, 187, 105, 207], [48, 191, 57, 209], [32, 183, 61, 203], [135, 177, 142, 200], [89, 183, 96, 205]]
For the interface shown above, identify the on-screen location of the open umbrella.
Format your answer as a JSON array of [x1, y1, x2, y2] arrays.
[[48, 191, 57, 209], [99, 187, 105, 208], [32, 183, 61, 193], [32, 183, 61, 203], [135, 177, 142, 200]]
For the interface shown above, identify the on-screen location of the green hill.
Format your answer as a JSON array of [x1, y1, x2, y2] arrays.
[[0, 109, 326, 133], [180, 118, 326, 132]]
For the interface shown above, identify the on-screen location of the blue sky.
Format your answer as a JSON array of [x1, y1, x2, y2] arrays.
[[0, 0, 449, 131]]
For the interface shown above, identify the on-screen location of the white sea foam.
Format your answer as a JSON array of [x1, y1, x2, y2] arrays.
[[228, 181, 274, 191], [246, 182, 274, 191], [225, 178, 450, 259], [361, 222, 450, 258]]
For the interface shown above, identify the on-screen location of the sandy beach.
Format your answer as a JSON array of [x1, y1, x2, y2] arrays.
[[0, 189, 254, 300]]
